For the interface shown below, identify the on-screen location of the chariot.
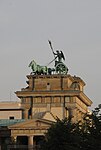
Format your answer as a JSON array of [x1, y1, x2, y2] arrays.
[[55, 60, 68, 74]]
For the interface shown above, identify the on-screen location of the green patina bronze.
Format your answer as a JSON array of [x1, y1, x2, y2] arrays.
[[29, 60, 48, 75], [29, 41, 68, 75]]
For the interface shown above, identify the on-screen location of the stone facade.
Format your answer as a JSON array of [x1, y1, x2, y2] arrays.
[[0, 101, 22, 119], [0, 73, 92, 148], [16, 74, 92, 123]]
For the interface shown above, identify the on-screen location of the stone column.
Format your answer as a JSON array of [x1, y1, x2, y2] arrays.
[[61, 97, 65, 119], [78, 110, 82, 122], [12, 136, 17, 144], [68, 108, 76, 123], [11, 136, 17, 149], [23, 109, 29, 119], [28, 136, 34, 150]]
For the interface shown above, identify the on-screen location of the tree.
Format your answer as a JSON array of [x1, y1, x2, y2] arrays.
[[41, 106, 101, 150], [41, 118, 83, 150], [82, 105, 101, 149]]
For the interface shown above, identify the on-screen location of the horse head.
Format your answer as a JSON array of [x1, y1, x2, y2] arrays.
[[29, 60, 37, 72]]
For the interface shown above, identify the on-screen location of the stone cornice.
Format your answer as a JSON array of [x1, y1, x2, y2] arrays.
[[15, 90, 92, 106], [78, 92, 92, 106], [26, 74, 86, 87], [8, 118, 54, 129], [15, 90, 80, 97], [27, 74, 70, 79]]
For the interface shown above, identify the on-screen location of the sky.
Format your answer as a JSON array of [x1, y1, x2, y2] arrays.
[[0, 0, 101, 109]]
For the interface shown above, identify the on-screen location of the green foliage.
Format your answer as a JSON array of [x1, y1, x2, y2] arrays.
[[41, 118, 83, 150], [41, 106, 101, 150]]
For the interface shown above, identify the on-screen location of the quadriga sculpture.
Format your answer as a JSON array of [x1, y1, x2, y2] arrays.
[[29, 60, 47, 75]]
